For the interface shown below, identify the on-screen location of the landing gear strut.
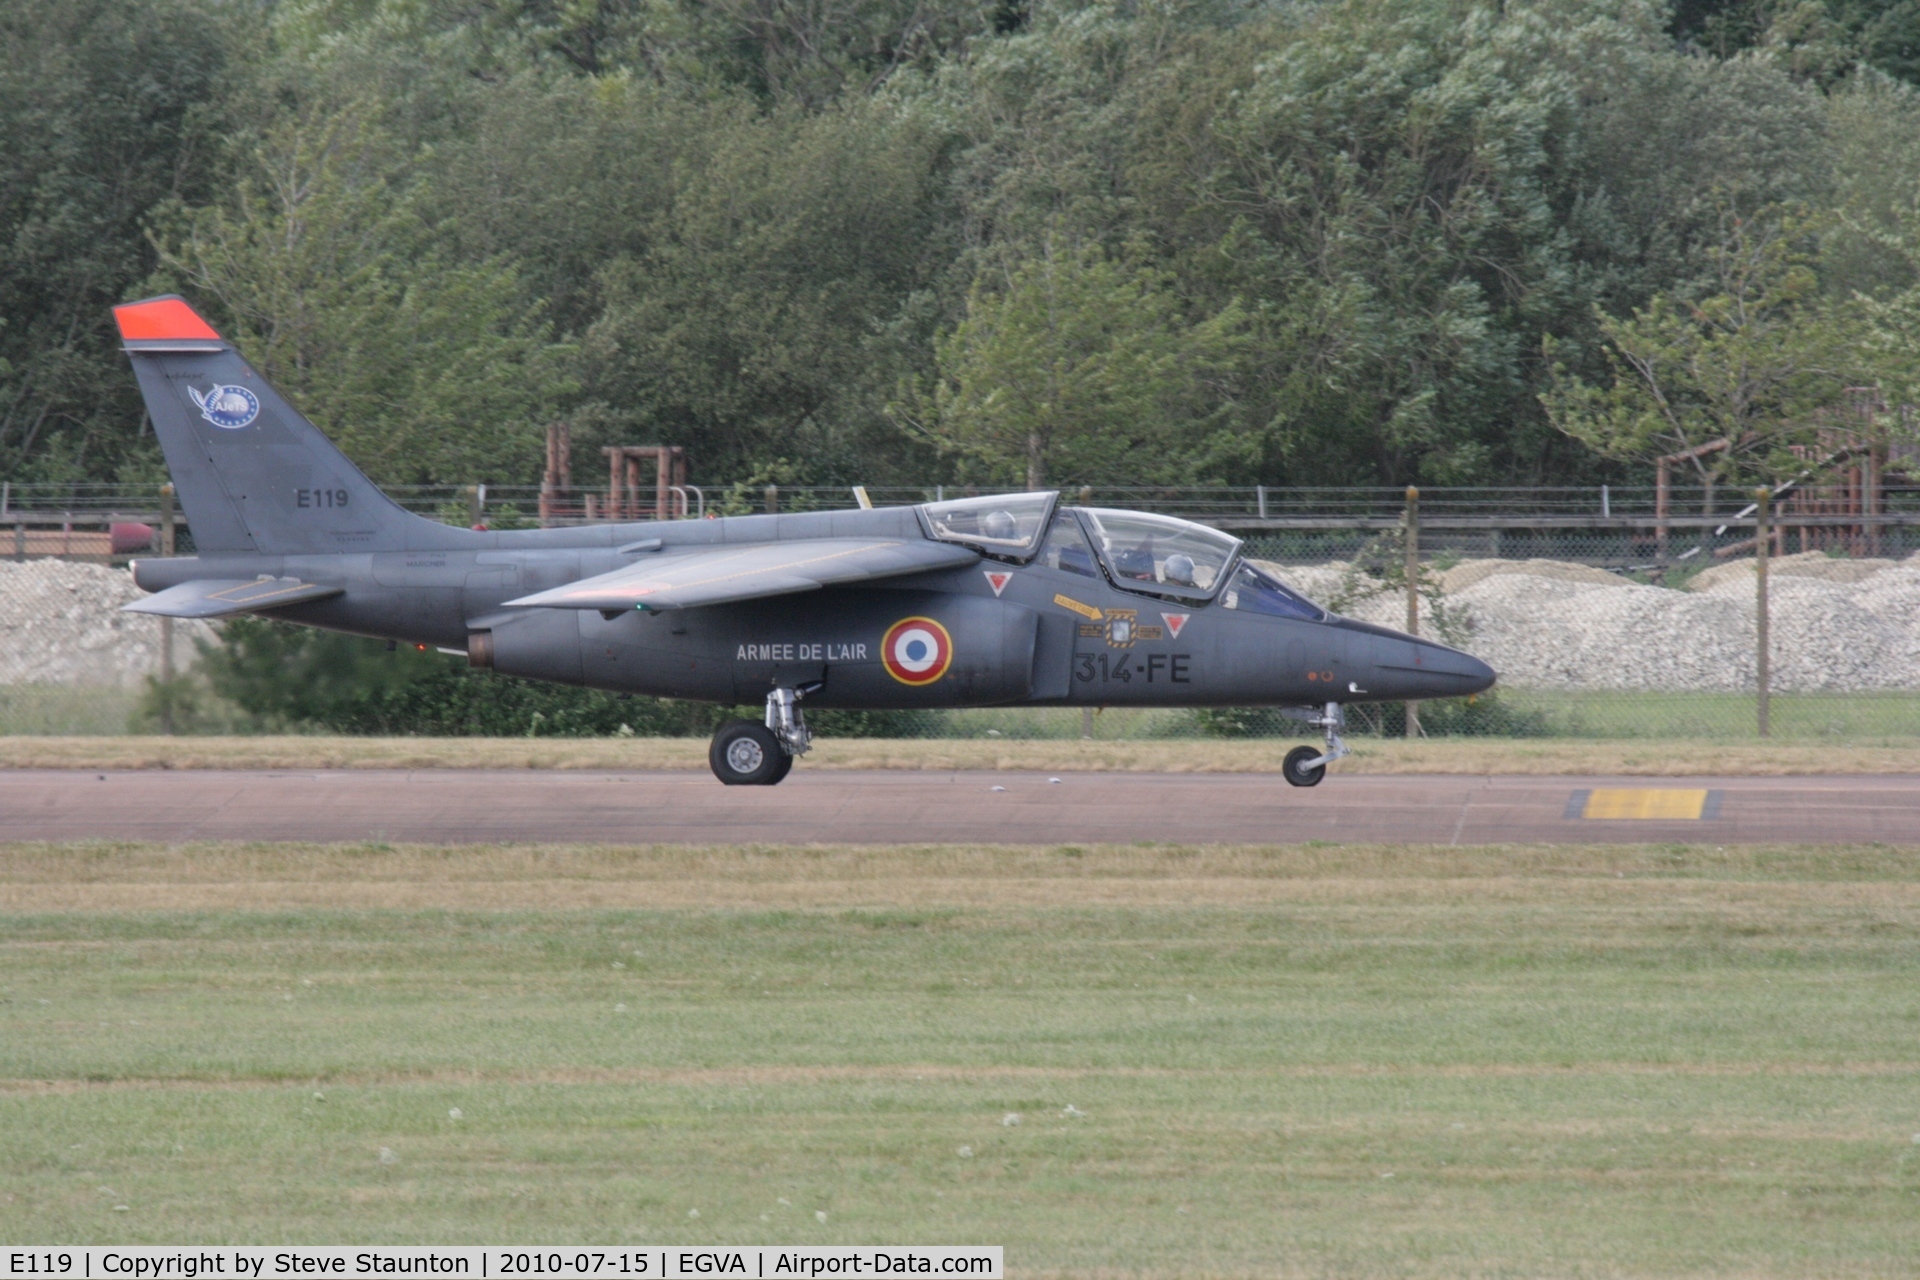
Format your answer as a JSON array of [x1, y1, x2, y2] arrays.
[[708, 685, 817, 786], [1282, 702, 1350, 788]]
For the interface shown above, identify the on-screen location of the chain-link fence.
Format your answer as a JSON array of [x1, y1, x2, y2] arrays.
[[3, 484, 1916, 740]]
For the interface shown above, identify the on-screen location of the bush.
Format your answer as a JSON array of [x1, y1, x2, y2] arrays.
[[1195, 692, 1548, 738], [190, 617, 937, 737], [1349, 694, 1550, 738]]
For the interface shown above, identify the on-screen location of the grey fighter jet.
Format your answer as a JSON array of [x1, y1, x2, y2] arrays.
[[115, 294, 1495, 786]]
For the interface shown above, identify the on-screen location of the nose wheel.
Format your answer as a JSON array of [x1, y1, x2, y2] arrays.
[[1282, 702, 1350, 788], [1282, 745, 1326, 787]]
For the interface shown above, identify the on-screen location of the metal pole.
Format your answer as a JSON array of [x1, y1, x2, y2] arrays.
[[1755, 487, 1770, 740], [1404, 485, 1420, 739], [1655, 459, 1669, 563], [159, 482, 177, 735], [1256, 485, 1267, 520], [1867, 448, 1882, 558]]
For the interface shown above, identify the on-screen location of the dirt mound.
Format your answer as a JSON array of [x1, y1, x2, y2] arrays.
[[0, 560, 211, 688], [1438, 558, 1624, 593], [1260, 553, 1920, 691], [1687, 551, 1906, 592]]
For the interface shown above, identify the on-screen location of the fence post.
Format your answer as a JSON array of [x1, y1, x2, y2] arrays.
[[159, 483, 177, 735], [1256, 485, 1267, 520], [1404, 485, 1420, 739], [1655, 458, 1669, 563], [1755, 487, 1770, 739]]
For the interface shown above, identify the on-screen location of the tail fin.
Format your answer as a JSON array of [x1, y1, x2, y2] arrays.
[[115, 295, 464, 555]]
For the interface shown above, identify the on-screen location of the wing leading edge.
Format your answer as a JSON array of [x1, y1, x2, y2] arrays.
[[505, 537, 981, 611]]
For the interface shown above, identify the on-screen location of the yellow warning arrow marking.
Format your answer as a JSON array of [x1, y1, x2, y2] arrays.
[[1052, 593, 1104, 621]]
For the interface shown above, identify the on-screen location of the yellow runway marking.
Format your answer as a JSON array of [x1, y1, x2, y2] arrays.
[[1579, 788, 1711, 820]]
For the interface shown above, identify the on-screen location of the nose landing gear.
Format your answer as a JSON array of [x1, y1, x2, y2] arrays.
[[1282, 702, 1350, 788], [708, 684, 818, 785]]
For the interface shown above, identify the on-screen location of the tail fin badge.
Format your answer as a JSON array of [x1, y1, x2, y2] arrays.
[[188, 383, 260, 429]]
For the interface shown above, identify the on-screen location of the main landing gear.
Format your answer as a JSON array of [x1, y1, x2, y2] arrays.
[[1282, 702, 1350, 788], [709, 685, 816, 785]]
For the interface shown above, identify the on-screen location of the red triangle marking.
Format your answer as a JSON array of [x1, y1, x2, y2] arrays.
[[984, 571, 1012, 597], [1162, 612, 1189, 638]]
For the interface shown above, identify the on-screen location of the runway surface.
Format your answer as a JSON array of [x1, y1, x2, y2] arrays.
[[1, 769, 1915, 844]]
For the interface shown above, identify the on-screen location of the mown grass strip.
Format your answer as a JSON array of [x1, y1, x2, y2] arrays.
[[3, 840, 1919, 1271]]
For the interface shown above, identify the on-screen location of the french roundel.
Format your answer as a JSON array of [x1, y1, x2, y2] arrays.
[[881, 616, 953, 686]]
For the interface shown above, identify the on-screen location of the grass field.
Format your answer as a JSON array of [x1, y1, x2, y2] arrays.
[[5, 733, 1920, 775], [0, 686, 142, 736], [4, 840, 1919, 1275], [1502, 689, 1920, 740]]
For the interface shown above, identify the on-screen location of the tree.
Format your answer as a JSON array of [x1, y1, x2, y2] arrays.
[[578, 99, 944, 484], [153, 106, 572, 485], [899, 239, 1246, 489], [1543, 207, 1880, 499], [0, 0, 243, 483]]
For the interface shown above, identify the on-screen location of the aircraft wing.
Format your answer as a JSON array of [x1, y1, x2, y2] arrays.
[[123, 577, 345, 618], [505, 537, 980, 611]]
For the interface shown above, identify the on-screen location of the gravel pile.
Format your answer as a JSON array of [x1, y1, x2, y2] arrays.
[[0, 560, 212, 688], [1262, 555, 1920, 692], [12, 550, 1917, 694]]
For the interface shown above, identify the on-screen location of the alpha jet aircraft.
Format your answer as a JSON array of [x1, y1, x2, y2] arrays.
[[114, 294, 1495, 786]]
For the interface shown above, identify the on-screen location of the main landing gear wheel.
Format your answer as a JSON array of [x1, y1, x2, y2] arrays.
[[709, 720, 791, 785], [1282, 745, 1327, 788]]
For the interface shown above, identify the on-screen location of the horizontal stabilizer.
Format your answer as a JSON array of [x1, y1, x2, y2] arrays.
[[123, 578, 344, 619], [507, 538, 979, 611]]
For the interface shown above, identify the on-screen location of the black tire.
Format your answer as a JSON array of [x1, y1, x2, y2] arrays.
[[1282, 745, 1327, 788], [766, 748, 795, 785], [710, 720, 789, 785]]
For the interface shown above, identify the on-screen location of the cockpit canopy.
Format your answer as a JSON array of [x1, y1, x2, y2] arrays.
[[1078, 508, 1241, 602], [919, 490, 1056, 558], [919, 493, 1246, 603]]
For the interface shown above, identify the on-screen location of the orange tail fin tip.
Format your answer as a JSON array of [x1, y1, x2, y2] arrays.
[[113, 295, 221, 342]]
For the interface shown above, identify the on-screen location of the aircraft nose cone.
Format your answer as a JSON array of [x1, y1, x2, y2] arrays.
[[1401, 640, 1496, 695], [1446, 647, 1497, 695], [1369, 637, 1496, 698], [1329, 617, 1495, 698]]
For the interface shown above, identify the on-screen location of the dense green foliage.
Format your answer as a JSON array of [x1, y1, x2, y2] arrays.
[[165, 616, 929, 736], [9, 0, 1920, 492]]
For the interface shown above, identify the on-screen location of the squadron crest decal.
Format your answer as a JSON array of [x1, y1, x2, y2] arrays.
[[881, 616, 953, 686], [188, 383, 260, 429]]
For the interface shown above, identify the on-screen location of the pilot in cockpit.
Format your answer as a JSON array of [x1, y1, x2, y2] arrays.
[[981, 509, 1018, 541], [1113, 544, 1157, 581]]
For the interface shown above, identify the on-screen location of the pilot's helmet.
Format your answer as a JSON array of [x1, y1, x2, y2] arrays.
[[981, 509, 1018, 540], [1114, 546, 1156, 580], [1163, 553, 1196, 586]]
